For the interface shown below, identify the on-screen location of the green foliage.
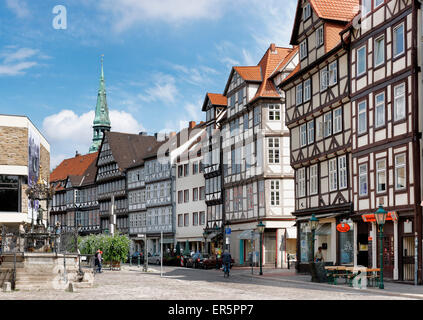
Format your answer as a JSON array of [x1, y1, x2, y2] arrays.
[[78, 233, 130, 263]]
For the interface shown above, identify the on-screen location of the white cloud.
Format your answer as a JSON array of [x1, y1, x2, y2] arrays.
[[6, 0, 30, 18], [138, 74, 179, 104], [170, 63, 220, 87], [0, 47, 42, 76], [98, 0, 226, 32], [42, 109, 145, 168]]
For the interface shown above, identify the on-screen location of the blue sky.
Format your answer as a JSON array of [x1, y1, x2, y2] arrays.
[[0, 0, 297, 168]]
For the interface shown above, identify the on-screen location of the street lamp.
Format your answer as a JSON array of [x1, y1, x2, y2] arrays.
[[257, 221, 265, 276], [374, 205, 388, 289], [309, 214, 319, 263]]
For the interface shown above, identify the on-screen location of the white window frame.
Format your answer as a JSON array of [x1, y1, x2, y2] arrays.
[[329, 61, 337, 86], [362, 0, 372, 16], [393, 23, 405, 58], [300, 40, 308, 60], [300, 124, 307, 147], [376, 159, 387, 194], [297, 168, 306, 198], [270, 180, 280, 206], [324, 112, 332, 138], [303, 3, 311, 20], [333, 107, 342, 134], [375, 92, 385, 128], [307, 120, 314, 144], [329, 158, 337, 192], [304, 79, 311, 102], [375, 0, 384, 8], [359, 163, 368, 196], [268, 137, 280, 164], [316, 26, 324, 47], [309, 164, 318, 195], [357, 45, 367, 77], [338, 155, 347, 190], [393, 83, 406, 121], [269, 104, 281, 121], [320, 67, 328, 91], [358, 101, 367, 134], [296, 83, 303, 105], [374, 35, 385, 67], [395, 153, 406, 190]]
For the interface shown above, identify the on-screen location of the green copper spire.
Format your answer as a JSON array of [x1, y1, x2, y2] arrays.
[[89, 55, 111, 153]]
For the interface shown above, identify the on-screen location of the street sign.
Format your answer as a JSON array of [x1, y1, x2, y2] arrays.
[[225, 228, 231, 235]]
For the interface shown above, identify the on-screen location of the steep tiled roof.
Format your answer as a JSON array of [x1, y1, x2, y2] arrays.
[[325, 22, 346, 52], [290, 0, 359, 45], [207, 93, 227, 106], [50, 152, 98, 182], [234, 66, 262, 82], [251, 46, 294, 102]]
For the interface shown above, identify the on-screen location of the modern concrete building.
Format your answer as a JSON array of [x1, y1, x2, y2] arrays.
[[0, 115, 50, 231]]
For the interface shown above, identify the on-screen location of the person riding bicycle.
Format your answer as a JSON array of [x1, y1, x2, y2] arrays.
[[222, 250, 232, 276]]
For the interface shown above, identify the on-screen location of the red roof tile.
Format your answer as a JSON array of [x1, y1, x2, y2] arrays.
[[234, 66, 262, 82], [207, 93, 227, 106], [310, 0, 360, 22], [50, 152, 98, 182]]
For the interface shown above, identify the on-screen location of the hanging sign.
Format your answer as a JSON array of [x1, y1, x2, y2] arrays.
[[362, 212, 398, 223], [336, 223, 350, 233]]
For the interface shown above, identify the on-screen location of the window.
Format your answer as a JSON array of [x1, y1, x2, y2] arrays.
[[316, 26, 324, 47], [358, 101, 367, 134], [193, 188, 198, 201], [268, 138, 280, 164], [243, 113, 249, 130], [324, 112, 332, 137], [297, 168, 306, 197], [270, 180, 280, 206], [333, 107, 342, 134], [184, 163, 189, 176], [178, 165, 183, 178], [178, 214, 183, 227], [300, 40, 308, 60], [307, 121, 314, 144], [320, 67, 328, 91], [375, 92, 385, 128], [304, 79, 311, 102], [238, 87, 244, 104], [303, 3, 311, 20], [357, 46, 366, 76], [329, 61, 337, 86], [395, 154, 406, 190], [338, 156, 347, 190], [393, 23, 405, 58], [375, 0, 384, 8], [376, 159, 386, 193], [300, 124, 307, 147], [184, 213, 189, 227], [253, 106, 261, 126], [193, 162, 198, 175], [269, 105, 280, 121], [359, 164, 368, 196], [184, 189, 189, 203], [309, 164, 318, 195], [374, 35, 385, 67], [193, 212, 198, 226], [296, 83, 303, 105], [394, 83, 406, 121], [200, 211, 206, 225], [199, 186, 205, 200], [329, 158, 337, 191], [362, 0, 372, 15]]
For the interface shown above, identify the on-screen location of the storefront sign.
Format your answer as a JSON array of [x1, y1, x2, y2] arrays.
[[362, 212, 398, 222], [336, 223, 350, 233]]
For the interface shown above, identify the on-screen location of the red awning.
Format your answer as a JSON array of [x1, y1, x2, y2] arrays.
[[362, 212, 398, 222]]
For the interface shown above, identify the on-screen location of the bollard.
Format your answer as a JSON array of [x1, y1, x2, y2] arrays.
[[138, 255, 140, 268], [288, 255, 290, 270]]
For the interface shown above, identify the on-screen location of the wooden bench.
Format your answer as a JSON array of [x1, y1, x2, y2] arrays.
[[366, 268, 380, 287]]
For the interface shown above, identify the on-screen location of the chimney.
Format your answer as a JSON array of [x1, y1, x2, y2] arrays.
[[169, 132, 176, 137], [139, 131, 148, 136], [270, 43, 276, 53], [189, 121, 196, 129], [75, 151, 81, 157]]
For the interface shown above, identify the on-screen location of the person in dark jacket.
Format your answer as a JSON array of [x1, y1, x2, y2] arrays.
[[222, 250, 232, 274]]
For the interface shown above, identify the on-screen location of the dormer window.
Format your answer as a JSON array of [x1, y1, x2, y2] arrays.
[[303, 3, 311, 20]]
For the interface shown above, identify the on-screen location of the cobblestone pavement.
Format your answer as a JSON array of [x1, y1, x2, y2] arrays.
[[0, 265, 416, 300]]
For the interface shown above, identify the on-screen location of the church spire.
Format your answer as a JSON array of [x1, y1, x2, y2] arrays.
[[89, 55, 111, 153]]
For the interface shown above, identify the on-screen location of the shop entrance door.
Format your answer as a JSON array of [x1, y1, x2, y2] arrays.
[[402, 236, 415, 281], [377, 233, 394, 279], [264, 233, 276, 265]]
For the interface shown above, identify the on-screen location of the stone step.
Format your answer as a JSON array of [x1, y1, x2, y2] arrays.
[[0, 262, 25, 269], [1, 256, 25, 263]]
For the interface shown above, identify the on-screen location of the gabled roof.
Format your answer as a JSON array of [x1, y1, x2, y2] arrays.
[[251, 46, 295, 102], [202, 93, 227, 111], [223, 67, 262, 96], [290, 0, 359, 45], [50, 152, 98, 182]]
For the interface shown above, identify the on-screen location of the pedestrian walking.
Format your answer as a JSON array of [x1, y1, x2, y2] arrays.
[[95, 249, 103, 273], [222, 250, 232, 277]]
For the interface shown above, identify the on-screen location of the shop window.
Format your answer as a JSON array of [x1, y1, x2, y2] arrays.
[[339, 230, 354, 265], [0, 175, 19, 212]]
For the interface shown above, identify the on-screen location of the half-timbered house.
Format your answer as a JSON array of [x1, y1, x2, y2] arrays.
[[278, 0, 359, 271], [347, 0, 422, 283], [220, 44, 297, 267]]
